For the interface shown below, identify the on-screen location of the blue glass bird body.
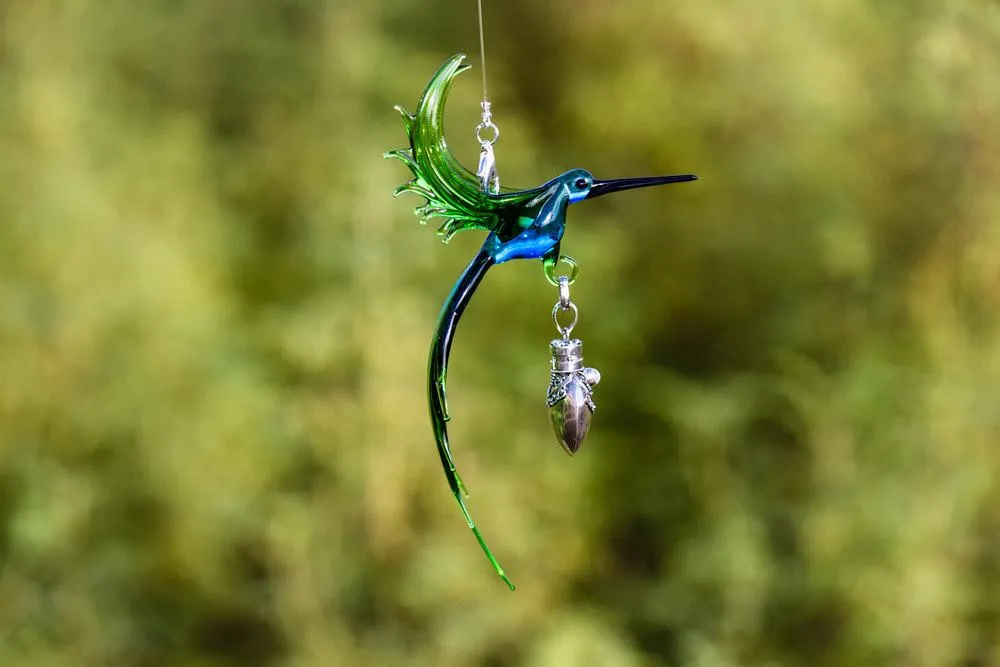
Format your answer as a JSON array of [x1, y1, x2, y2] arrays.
[[386, 53, 696, 590]]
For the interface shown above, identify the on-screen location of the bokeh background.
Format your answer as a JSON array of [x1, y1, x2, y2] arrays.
[[2, 1, 1000, 665]]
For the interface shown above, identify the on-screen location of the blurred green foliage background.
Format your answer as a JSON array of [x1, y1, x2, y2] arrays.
[[2, 1, 1000, 665]]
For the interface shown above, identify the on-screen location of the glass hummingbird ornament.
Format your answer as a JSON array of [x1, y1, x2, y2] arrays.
[[385, 53, 696, 590]]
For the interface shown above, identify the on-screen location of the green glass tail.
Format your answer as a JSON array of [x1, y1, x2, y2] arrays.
[[428, 249, 514, 590]]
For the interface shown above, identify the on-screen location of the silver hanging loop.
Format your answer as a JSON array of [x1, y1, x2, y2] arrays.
[[476, 101, 500, 145], [476, 100, 500, 194]]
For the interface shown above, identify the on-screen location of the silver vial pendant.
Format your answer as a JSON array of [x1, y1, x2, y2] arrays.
[[546, 338, 601, 455]]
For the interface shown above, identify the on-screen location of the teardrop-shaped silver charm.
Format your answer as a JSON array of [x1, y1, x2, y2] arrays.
[[547, 338, 601, 455]]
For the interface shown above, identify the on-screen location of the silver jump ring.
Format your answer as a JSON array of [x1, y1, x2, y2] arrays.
[[558, 275, 571, 308], [476, 122, 499, 145], [552, 301, 578, 339]]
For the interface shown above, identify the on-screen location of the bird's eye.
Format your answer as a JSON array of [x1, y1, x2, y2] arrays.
[[574, 177, 588, 189]]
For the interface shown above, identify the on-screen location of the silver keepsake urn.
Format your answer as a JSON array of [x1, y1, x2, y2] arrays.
[[547, 338, 601, 455]]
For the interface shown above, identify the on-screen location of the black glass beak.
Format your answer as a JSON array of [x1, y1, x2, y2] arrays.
[[587, 174, 697, 199]]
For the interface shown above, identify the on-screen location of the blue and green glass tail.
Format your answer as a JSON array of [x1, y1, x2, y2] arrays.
[[428, 248, 514, 590]]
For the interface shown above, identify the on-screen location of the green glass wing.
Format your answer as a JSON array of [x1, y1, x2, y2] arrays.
[[386, 54, 538, 242]]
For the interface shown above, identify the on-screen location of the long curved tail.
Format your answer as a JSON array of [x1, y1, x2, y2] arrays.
[[428, 248, 514, 589]]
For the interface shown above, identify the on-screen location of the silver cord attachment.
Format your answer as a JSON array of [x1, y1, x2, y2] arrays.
[[474, 0, 500, 194], [476, 105, 500, 194], [476, 101, 500, 145]]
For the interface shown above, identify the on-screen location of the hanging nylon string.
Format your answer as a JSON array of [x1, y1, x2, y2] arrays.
[[475, 0, 500, 193], [477, 0, 489, 102]]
